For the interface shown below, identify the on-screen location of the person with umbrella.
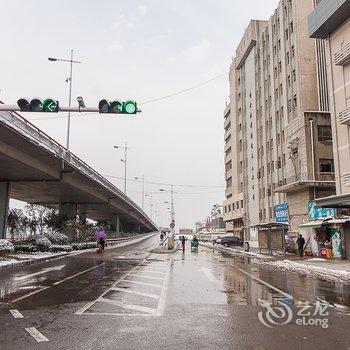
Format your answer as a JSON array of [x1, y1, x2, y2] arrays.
[[95, 230, 107, 254]]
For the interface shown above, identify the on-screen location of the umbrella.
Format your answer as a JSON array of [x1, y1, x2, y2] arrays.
[[95, 231, 107, 240]]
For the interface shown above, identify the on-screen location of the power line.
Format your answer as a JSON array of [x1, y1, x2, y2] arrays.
[[139, 72, 227, 105], [27, 71, 227, 121], [103, 174, 225, 189]]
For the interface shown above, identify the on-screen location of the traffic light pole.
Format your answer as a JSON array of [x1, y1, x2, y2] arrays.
[[0, 105, 99, 113]]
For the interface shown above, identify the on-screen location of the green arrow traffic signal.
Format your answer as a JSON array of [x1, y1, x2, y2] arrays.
[[43, 98, 59, 112]]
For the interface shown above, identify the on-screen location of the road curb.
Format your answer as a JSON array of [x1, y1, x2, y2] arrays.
[[0, 233, 157, 273]]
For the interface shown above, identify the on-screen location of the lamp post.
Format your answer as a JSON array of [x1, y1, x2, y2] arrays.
[[114, 142, 130, 194], [48, 50, 82, 151], [159, 185, 175, 236], [135, 175, 145, 210]]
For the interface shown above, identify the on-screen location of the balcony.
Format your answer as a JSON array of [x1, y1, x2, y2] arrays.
[[334, 42, 350, 66], [308, 0, 350, 39], [274, 174, 335, 194], [339, 107, 350, 125]]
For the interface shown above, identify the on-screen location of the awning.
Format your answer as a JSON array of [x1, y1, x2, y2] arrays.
[[299, 220, 325, 228], [315, 193, 350, 208], [326, 218, 350, 224]]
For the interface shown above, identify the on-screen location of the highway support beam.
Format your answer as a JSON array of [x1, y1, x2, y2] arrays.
[[110, 215, 120, 237], [0, 182, 10, 239], [59, 203, 77, 220]]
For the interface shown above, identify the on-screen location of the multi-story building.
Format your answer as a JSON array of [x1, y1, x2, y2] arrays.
[[309, 0, 350, 259], [223, 59, 245, 239], [223, 0, 335, 248], [210, 203, 226, 231]]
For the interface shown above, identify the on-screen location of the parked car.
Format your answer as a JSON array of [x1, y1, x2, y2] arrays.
[[220, 236, 244, 247], [212, 236, 222, 244]]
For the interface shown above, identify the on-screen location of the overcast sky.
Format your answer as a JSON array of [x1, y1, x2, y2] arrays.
[[0, 0, 278, 229]]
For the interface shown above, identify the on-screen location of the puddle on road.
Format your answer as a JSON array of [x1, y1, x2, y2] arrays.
[[205, 248, 350, 310]]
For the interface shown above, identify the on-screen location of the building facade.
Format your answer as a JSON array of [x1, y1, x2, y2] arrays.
[[309, 0, 350, 259], [223, 0, 335, 248]]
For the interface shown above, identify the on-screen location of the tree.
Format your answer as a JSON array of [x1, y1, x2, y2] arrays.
[[7, 208, 27, 241], [25, 204, 51, 235]]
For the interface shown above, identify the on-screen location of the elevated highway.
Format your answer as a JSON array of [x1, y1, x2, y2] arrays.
[[0, 108, 157, 238]]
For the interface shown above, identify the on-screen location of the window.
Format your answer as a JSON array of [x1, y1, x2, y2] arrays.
[[293, 94, 297, 108], [320, 159, 334, 173], [228, 204, 231, 212], [278, 61, 282, 73], [285, 28, 289, 40], [236, 201, 239, 210], [287, 75, 291, 87], [290, 21, 294, 33], [318, 125, 332, 142], [286, 52, 290, 64], [292, 69, 296, 81], [241, 200, 243, 208], [291, 45, 295, 58], [232, 203, 235, 211], [226, 177, 232, 188]]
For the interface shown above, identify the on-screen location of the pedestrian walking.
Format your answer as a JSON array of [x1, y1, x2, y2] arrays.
[[181, 235, 186, 252], [160, 232, 164, 245], [296, 234, 305, 257]]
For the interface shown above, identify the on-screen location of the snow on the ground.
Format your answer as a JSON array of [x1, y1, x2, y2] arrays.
[[7, 252, 64, 260], [0, 259, 18, 267], [259, 259, 350, 284]]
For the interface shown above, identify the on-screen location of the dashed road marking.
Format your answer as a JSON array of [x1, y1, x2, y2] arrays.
[[123, 280, 163, 288], [111, 287, 160, 299], [100, 297, 157, 314], [76, 255, 172, 317], [25, 327, 49, 343], [9, 309, 24, 319], [128, 274, 165, 280]]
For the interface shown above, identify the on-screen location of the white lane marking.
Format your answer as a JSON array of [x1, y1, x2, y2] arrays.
[[227, 262, 294, 299], [12, 286, 51, 303], [156, 255, 172, 316], [111, 287, 160, 299], [11, 263, 105, 303], [79, 312, 156, 317], [199, 267, 217, 282], [52, 263, 105, 286], [25, 327, 49, 343], [128, 274, 164, 281], [136, 270, 166, 276], [99, 297, 156, 314], [9, 309, 24, 319], [122, 280, 163, 288], [16, 265, 66, 281], [75, 261, 146, 315], [117, 256, 126, 258]]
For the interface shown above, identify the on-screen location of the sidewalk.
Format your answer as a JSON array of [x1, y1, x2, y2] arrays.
[[201, 242, 350, 284]]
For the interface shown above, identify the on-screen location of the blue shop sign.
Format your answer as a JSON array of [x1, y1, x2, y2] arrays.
[[275, 203, 289, 223]]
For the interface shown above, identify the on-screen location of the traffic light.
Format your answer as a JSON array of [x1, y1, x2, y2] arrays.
[[17, 98, 59, 112], [98, 99, 138, 114]]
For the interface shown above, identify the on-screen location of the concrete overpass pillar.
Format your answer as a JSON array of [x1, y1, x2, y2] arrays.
[[59, 203, 77, 220], [0, 182, 10, 239], [110, 215, 120, 237]]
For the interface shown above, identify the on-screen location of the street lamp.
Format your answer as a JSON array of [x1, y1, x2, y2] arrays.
[[135, 175, 145, 210], [159, 186, 175, 236], [48, 50, 82, 151], [113, 142, 130, 194]]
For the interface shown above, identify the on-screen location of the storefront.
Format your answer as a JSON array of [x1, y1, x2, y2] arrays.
[[315, 194, 350, 260]]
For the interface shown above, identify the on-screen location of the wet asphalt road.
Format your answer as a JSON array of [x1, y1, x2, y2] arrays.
[[0, 235, 350, 350]]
